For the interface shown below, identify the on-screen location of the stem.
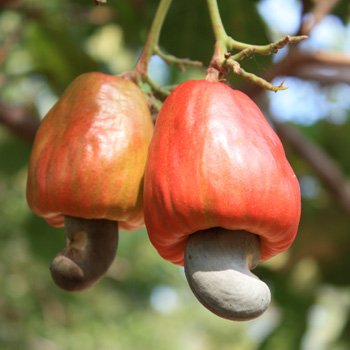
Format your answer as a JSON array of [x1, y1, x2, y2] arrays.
[[136, 0, 173, 75], [206, 0, 230, 72], [143, 75, 171, 98], [227, 58, 287, 92], [228, 35, 308, 55], [206, 0, 229, 44], [154, 46, 202, 69], [205, 0, 307, 88]]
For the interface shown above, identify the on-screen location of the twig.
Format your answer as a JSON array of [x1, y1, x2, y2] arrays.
[[289, 51, 350, 84], [206, 0, 307, 89], [243, 50, 350, 96], [241, 0, 343, 94], [154, 46, 202, 70], [226, 59, 287, 92]]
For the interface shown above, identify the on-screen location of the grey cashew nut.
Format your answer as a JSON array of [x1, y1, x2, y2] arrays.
[[184, 228, 271, 321], [50, 216, 118, 291]]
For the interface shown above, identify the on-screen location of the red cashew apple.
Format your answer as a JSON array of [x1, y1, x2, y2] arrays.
[[144, 80, 301, 320], [27, 72, 154, 291]]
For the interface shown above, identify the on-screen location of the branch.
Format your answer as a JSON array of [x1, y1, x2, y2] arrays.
[[300, 0, 341, 36], [154, 46, 202, 70], [277, 50, 350, 84], [243, 50, 350, 96], [135, 0, 173, 75], [273, 121, 350, 215], [241, 0, 345, 94], [290, 51, 350, 84], [206, 0, 307, 89], [240, 0, 350, 215], [242, 51, 350, 215]]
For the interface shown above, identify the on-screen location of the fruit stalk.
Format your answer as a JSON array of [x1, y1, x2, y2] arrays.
[[136, 0, 173, 75]]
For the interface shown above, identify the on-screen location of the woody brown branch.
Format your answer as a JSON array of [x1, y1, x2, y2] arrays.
[[289, 51, 350, 84], [244, 50, 350, 97], [243, 50, 350, 215], [244, 0, 350, 216], [285, 51, 350, 82], [300, 0, 341, 36], [273, 122, 350, 215]]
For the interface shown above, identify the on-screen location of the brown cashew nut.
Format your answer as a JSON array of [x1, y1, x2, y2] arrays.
[[185, 229, 271, 321], [50, 216, 118, 291]]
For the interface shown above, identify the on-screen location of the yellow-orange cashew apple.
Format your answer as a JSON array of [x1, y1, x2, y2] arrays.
[[27, 72, 153, 291]]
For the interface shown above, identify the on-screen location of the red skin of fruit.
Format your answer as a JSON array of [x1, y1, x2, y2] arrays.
[[144, 80, 301, 265], [27, 72, 154, 230]]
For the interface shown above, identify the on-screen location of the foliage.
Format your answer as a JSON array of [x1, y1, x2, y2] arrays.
[[1, 0, 350, 349]]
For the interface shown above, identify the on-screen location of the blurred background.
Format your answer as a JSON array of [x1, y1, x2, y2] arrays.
[[1, 0, 350, 349]]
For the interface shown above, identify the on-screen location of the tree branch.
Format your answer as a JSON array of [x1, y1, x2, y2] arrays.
[[244, 52, 350, 215], [242, 0, 345, 94], [273, 121, 350, 215], [243, 49, 350, 97], [300, 0, 341, 36], [242, 0, 350, 215], [290, 51, 350, 84]]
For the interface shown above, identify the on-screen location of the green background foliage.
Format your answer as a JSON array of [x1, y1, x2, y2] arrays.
[[1, 0, 350, 349]]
